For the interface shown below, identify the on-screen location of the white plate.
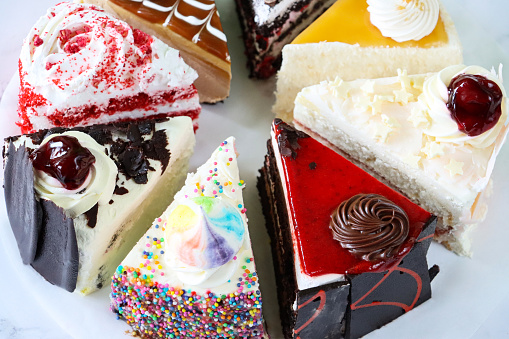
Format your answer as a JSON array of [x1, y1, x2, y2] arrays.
[[1, 1, 509, 338]]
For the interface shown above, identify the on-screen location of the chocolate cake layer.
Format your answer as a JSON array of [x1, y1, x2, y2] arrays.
[[258, 146, 298, 339]]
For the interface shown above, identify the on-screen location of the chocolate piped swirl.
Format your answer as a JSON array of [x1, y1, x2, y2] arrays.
[[330, 194, 409, 261]]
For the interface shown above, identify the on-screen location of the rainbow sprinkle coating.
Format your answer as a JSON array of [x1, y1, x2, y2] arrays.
[[110, 138, 265, 338], [111, 259, 264, 338]]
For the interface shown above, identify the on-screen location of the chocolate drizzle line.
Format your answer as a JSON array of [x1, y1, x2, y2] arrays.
[[330, 194, 409, 261]]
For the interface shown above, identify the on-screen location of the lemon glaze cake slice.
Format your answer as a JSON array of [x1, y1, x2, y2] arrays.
[[293, 65, 508, 256], [273, 0, 463, 122], [18, 2, 200, 134], [82, 0, 231, 103], [111, 137, 266, 338], [3, 116, 195, 295]]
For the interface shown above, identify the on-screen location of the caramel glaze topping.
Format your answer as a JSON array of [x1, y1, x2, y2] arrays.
[[110, 0, 230, 62], [330, 194, 409, 262]]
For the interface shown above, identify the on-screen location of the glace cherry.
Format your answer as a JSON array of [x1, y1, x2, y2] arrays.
[[30, 135, 95, 190], [447, 73, 503, 137]]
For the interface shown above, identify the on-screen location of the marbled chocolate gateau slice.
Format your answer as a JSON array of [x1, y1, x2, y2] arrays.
[[82, 0, 231, 103], [18, 2, 200, 134], [3, 116, 195, 295], [258, 119, 438, 338], [235, 0, 335, 78], [111, 137, 266, 338]]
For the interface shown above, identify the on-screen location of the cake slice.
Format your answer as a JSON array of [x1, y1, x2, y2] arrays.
[[3, 116, 195, 295], [293, 64, 508, 256], [235, 0, 335, 78], [111, 137, 266, 338], [18, 2, 200, 134], [273, 0, 463, 122], [82, 0, 231, 103], [258, 119, 438, 339]]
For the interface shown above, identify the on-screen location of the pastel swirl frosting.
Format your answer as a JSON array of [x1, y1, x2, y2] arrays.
[[33, 131, 117, 218], [367, 0, 440, 42], [164, 196, 245, 286], [420, 65, 508, 148], [19, 2, 197, 109], [330, 194, 409, 261]]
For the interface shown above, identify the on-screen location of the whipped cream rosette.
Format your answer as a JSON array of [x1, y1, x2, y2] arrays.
[[367, 0, 440, 42]]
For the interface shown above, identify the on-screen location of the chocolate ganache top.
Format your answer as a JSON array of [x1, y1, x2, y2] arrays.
[[330, 194, 410, 262]]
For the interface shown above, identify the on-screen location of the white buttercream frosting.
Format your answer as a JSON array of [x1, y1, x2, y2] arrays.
[[33, 131, 117, 218], [420, 65, 507, 148], [367, 0, 440, 42], [19, 2, 198, 113]]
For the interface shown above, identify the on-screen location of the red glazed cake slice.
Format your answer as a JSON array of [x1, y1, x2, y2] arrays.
[[18, 2, 200, 134], [258, 119, 438, 338]]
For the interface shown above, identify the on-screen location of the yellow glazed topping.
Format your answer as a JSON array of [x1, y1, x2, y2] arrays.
[[292, 0, 448, 47]]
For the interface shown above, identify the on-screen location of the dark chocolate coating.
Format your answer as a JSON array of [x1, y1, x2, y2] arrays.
[[4, 143, 42, 265], [345, 217, 436, 339], [295, 283, 349, 338], [31, 200, 79, 292], [4, 141, 79, 291]]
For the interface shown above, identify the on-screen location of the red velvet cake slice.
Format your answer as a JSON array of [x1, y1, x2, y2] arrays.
[[258, 119, 438, 338], [18, 2, 200, 134]]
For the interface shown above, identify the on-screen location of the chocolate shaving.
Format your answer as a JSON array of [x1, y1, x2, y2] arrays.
[[274, 118, 308, 159], [114, 185, 129, 195], [330, 194, 410, 261], [84, 203, 99, 228]]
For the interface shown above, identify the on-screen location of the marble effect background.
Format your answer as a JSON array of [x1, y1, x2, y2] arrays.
[[0, 0, 508, 338]]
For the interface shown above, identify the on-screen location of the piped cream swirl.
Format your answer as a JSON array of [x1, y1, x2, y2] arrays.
[[420, 64, 508, 148], [33, 131, 117, 218], [367, 0, 440, 42]]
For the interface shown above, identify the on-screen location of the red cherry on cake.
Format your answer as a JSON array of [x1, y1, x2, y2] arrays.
[[446, 73, 503, 137], [30, 135, 96, 190]]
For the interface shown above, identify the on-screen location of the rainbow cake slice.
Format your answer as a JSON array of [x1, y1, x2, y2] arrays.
[[82, 0, 231, 103], [111, 137, 266, 338], [293, 64, 509, 256], [273, 0, 463, 122], [258, 119, 438, 338], [234, 0, 335, 78], [18, 2, 200, 134], [3, 117, 195, 295]]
